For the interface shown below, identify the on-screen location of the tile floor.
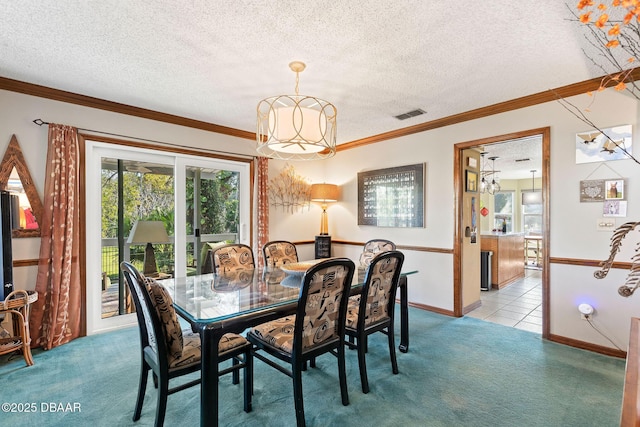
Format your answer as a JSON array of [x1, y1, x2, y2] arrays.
[[467, 267, 542, 334]]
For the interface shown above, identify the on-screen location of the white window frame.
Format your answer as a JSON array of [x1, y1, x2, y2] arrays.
[[85, 141, 250, 335]]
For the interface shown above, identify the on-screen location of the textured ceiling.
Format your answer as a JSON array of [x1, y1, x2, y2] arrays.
[[1, 1, 606, 173], [478, 136, 542, 180]]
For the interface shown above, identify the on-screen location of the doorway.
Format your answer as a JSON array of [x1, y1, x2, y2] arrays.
[[454, 128, 550, 338]]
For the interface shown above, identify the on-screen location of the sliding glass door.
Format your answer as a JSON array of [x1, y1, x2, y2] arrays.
[[86, 141, 250, 334], [175, 157, 250, 279]]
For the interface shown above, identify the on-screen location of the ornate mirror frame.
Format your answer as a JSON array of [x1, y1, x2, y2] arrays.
[[0, 135, 44, 237]]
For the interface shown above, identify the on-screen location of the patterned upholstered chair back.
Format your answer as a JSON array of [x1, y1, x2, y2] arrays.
[[121, 262, 164, 365], [359, 239, 396, 267], [295, 258, 355, 354], [212, 243, 255, 273], [359, 251, 405, 327], [263, 240, 299, 267], [214, 268, 255, 291], [120, 262, 252, 425]]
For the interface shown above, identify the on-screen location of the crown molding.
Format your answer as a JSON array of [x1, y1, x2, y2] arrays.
[[337, 68, 640, 151], [3, 69, 639, 150], [0, 76, 255, 141]]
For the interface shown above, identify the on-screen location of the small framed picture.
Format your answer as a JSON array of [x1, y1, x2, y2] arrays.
[[467, 157, 477, 168], [580, 179, 605, 202], [465, 170, 478, 193], [603, 200, 627, 217], [605, 179, 624, 200]]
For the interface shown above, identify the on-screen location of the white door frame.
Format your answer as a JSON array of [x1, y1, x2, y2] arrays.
[[85, 141, 250, 335]]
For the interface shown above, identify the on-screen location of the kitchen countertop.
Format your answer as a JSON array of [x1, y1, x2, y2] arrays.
[[481, 232, 524, 236]]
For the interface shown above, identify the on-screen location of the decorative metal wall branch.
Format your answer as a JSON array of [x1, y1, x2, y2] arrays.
[[593, 221, 640, 297], [268, 164, 311, 213]]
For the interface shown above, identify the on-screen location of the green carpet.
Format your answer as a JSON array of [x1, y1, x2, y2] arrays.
[[0, 308, 625, 426]]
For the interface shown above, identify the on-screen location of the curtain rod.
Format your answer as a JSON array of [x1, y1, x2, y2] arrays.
[[32, 119, 256, 160]]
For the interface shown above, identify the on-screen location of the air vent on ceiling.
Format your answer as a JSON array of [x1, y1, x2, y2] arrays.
[[394, 109, 426, 120], [515, 158, 531, 162]]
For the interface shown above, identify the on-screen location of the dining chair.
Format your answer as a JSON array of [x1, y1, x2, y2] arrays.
[[210, 243, 255, 273], [345, 250, 404, 394], [262, 240, 298, 267], [247, 258, 356, 427], [359, 239, 396, 267], [120, 261, 253, 427]]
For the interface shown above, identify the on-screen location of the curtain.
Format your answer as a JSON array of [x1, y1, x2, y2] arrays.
[[29, 124, 82, 350], [255, 157, 269, 270]]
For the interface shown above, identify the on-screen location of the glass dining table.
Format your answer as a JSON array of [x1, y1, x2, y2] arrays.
[[159, 263, 417, 427]]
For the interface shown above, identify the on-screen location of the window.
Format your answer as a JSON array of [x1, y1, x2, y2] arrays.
[[493, 191, 514, 232], [522, 191, 542, 235], [85, 141, 250, 334]]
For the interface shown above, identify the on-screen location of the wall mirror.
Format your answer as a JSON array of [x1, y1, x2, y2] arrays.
[[0, 135, 43, 237]]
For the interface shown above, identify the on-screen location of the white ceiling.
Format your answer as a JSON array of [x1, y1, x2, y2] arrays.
[[478, 136, 542, 180], [0, 1, 607, 173]]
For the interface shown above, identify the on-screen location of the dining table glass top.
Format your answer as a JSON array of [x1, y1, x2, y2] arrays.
[[159, 263, 417, 325]]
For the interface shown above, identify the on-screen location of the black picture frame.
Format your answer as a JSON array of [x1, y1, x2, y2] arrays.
[[357, 163, 425, 227], [465, 170, 478, 193]]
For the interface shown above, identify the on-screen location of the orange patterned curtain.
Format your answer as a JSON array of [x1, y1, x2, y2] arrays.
[[255, 157, 269, 269], [29, 124, 82, 350]]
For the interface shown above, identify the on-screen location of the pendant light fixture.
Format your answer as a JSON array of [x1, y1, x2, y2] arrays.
[[482, 156, 501, 195], [479, 152, 488, 193], [256, 61, 337, 160], [522, 169, 542, 205]]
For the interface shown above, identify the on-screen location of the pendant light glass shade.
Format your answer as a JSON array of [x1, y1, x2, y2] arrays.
[[481, 156, 501, 195], [522, 169, 542, 205], [257, 62, 337, 160]]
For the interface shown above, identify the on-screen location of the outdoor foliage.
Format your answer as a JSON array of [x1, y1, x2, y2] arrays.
[[186, 170, 239, 235], [101, 170, 174, 238], [101, 166, 239, 278]]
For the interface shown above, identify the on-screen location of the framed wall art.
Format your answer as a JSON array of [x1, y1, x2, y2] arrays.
[[579, 179, 605, 202], [357, 163, 425, 228], [603, 200, 627, 217], [467, 157, 477, 168], [575, 125, 632, 164], [604, 179, 624, 200], [465, 170, 478, 193]]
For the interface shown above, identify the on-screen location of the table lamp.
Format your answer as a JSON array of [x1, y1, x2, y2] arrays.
[[310, 183, 339, 235], [127, 220, 170, 275]]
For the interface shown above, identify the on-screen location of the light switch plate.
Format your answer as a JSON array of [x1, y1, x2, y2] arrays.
[[596, 218, 616, 231]]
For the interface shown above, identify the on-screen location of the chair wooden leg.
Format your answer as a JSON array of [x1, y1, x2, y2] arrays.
[[22, 344, 34, 366], [232, 357, 240, 385], [156, 378, 169, 427], [387, 326, 399, 375], [338, 344, 350, 405], [243, 350, 253, 413], [133, 363, 149, 421], [357, 335, 370, 394], [18, 317, 34, 366], [292, 365, 306, 427]]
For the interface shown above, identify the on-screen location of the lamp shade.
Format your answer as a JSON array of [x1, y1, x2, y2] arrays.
[[522, 191, 542, 205], [256, 61, 337, 160], [310, 183, 339, 202], [127, 220, 170, 244]]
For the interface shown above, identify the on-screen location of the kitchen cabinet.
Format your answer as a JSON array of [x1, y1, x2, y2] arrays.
[[480, 233, 525, 289]]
